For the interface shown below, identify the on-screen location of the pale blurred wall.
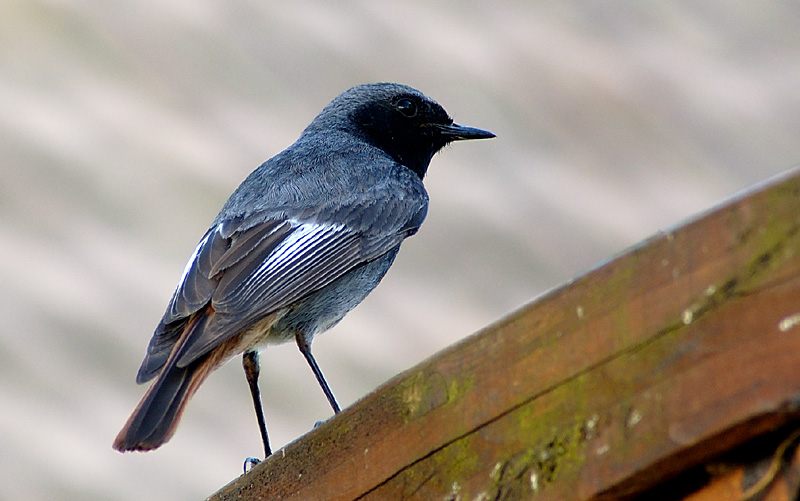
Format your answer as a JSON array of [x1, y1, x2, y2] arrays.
[[2, 1, 799, 499]]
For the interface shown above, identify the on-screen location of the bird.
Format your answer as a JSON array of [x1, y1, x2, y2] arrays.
[[113, 82, 495, 457]]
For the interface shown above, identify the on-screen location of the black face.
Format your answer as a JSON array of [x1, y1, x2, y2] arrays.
[[310, 84, 494, 179], [352, 92, 456, 178]]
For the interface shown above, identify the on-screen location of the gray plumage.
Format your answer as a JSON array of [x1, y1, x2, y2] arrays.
[[114, 82, 494, 454]]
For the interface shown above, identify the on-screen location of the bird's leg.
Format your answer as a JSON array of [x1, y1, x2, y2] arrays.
[[295, 333, 341, 413], [242, 350, 271, 458]]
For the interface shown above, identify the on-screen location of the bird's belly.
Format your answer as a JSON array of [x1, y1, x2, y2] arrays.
[[270, 247, 401, 343]]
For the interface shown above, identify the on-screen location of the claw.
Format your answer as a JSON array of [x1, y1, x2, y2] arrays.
[[243, 457, 261, 473]]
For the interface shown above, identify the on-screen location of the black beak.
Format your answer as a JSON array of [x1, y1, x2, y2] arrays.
[[434, 123, 496, 141]]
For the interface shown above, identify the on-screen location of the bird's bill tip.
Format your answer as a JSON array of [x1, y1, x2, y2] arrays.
[[434, 123, 496, 141]]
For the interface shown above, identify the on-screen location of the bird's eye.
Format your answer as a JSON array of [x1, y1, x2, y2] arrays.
[[395, 98, 418, 117]]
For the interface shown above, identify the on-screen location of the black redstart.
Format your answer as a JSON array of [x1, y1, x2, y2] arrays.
[[113, 82, 494, 456]]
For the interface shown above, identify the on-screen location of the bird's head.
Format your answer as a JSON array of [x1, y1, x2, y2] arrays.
[[311, 83, 495, 179]]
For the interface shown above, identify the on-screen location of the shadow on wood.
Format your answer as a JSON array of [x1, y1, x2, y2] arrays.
[[209, 168, 800, 500]]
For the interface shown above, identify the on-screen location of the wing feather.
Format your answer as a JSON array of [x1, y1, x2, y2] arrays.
[[175, 222, 373, 365], [139, 188, 428, 379]]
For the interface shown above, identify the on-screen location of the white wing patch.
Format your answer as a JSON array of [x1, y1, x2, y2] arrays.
[[176, 229, 215, 292], [260, 221, 344, 274], [227, 220, 345, 305]]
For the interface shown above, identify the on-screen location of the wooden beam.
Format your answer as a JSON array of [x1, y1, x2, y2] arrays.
[[209, 168, 800, 500]]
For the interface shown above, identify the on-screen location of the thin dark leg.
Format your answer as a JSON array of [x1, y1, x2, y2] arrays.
[[295, 334, 341, 413], [242, 350, 271, 458]]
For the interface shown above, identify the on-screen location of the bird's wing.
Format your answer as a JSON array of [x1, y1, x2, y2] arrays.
[[136, 192, 426, 383]]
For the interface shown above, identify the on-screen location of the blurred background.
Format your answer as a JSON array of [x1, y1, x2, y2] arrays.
[[2, 1, 800, 498]]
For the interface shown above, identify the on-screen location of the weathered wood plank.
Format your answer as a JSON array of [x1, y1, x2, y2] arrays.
[[209, 168, 800, 500]]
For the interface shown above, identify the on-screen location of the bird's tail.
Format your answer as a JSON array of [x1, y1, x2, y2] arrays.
[[114, 311, 222, 452], [114, 307, 280, 452], [113, 352, 216, 452]]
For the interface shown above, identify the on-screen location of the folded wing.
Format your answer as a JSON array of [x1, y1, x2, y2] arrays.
[[136, 192, 427, 383]]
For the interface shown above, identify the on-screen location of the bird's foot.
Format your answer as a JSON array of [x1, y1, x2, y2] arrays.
[[243, 457, 261, 473]]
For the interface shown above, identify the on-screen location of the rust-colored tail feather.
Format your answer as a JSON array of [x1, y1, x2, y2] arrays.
[[114, 309, 218, 452], [113, 354, 216, 451], [114, 307, 280, 452]]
